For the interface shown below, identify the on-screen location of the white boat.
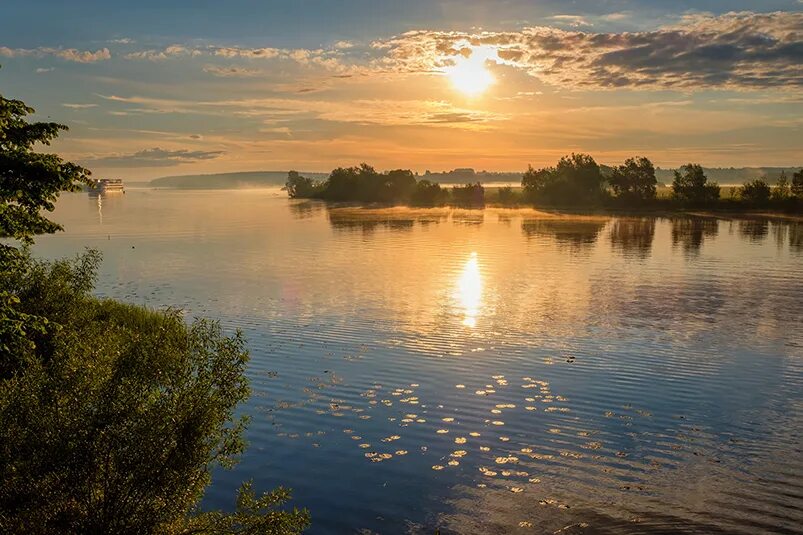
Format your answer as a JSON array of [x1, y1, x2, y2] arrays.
[[87, 179, 125, 195]]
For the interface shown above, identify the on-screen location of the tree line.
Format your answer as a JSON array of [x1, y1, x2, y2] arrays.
[[287, 156, 803, 211]]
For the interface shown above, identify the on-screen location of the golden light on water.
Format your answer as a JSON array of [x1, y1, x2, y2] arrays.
[[457, 252, 482, 327], [446, 48, 495, 97]]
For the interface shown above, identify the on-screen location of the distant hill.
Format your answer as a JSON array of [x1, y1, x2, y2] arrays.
[[149, 171, 327, 189]]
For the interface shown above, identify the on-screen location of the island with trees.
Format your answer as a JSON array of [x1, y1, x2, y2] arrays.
[[286, 157, 803, 214]]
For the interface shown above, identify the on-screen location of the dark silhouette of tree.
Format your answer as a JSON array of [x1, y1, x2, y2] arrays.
[[285, 170, 321, 199], [522, 153, 606, 205], [496, 186, 519, 206], [0, 82, 90, 252], [792, 169, 803, 198], [671, 164, 720, 206], [451, 182, 485, 207], [382, 169, 417, 202], [410, 179, 448, 206], [773, 172, 791, 201], [609, 157, 657, 202], [739, 179, 771, 206]]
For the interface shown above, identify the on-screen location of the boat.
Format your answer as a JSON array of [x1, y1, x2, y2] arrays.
[[87, 178, 125, 195]]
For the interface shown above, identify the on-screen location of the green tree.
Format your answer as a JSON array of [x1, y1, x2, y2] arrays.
[[410, 179, 448, 206], [451, 182, 485, 207], [285, 171, 320, 199], [0, 82, 90, 251], [522, 154, 606, 205], [792, 169, 803, 198], [671, 164, 720, 206], [1, 81, 309, 534], [608, 156, 657, 202], [740, 179, 771, 206], [772, 171, 791, 201]]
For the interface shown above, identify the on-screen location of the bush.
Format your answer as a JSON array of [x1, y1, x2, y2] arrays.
[[496, 186, 520, 206], [608, 157, 657, 203], [522, 153, 606, 205], [410, 179, 448, 206], [451, 182, 485, 207], [0, 250, 310, 534], [672, 164, 720, 206], [285, 171, 321, 199], [740, 179, 771, 206]]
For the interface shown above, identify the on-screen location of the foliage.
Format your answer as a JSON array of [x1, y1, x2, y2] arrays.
[[608, 157, 657, 202], [303, 164, 417, 203], [496, 186, 518, 206], [739, 179, 772, 206], [671, 164, 720, 206], [0, 84, 309, 534], [451, 182, 485, 207], [410, 179, 448, 206], [285, 171, 321, 199], [792, 169, 803, 198], [0, 250, 310, 534], [0, 82, 90, 248], [522, 153, 606, 205], [772, 172, 791, 201]]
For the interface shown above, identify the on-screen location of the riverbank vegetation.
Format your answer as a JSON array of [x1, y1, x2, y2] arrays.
[[1, 83, 309, 534], [286, 157, 803, 214]]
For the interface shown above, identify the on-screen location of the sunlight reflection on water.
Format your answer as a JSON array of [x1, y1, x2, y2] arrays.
[[457, 252, 482, 328]]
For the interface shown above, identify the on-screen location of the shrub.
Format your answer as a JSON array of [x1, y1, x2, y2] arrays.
[[671, 164, 720, 206], [740, 179, 771, 206], [0, 250, 310, 534]]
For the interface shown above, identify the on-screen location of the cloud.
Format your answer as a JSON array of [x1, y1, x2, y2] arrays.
[[0, 46, 110, 63], [95, 93, 505, 128], [549, 15, 593, 28], [85, 147, 225, 167], [202, 64, 261, 77], [125, 44, 344, 70], [62, 103, 98, 109], [371, 11, 803, 90]]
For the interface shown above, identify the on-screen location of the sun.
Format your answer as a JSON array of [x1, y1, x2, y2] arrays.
[[446, 50, 495, 97]]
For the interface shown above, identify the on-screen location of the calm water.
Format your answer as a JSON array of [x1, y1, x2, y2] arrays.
[[36, 190, 803, 534]]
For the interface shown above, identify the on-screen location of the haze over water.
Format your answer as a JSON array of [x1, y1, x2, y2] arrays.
[[36, 190, 803, 534]]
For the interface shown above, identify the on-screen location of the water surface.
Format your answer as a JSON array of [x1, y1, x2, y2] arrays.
[[36, 190, 803, 534]]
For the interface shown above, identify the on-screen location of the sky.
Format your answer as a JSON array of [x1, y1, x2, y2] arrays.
[[1, 1, 801, 179]]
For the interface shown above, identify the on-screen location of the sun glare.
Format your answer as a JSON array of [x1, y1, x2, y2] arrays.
[[457, 252, 483, 328], [446, 48, 495, 97]]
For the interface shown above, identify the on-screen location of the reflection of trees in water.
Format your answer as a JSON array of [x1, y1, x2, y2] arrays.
[[770, 221, 803, 252], [521, 219, 607, 252], [609, 218, 656, 259], [325, 208, 449, 233], [738, 219, 769, 242], [327, 214, 415, 234], [289, 200, 324, 219], [497, 214, 513, 226], [452, 212, 485, 226], [789, 222, 803, 252], [671, 218, 719, 255]]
